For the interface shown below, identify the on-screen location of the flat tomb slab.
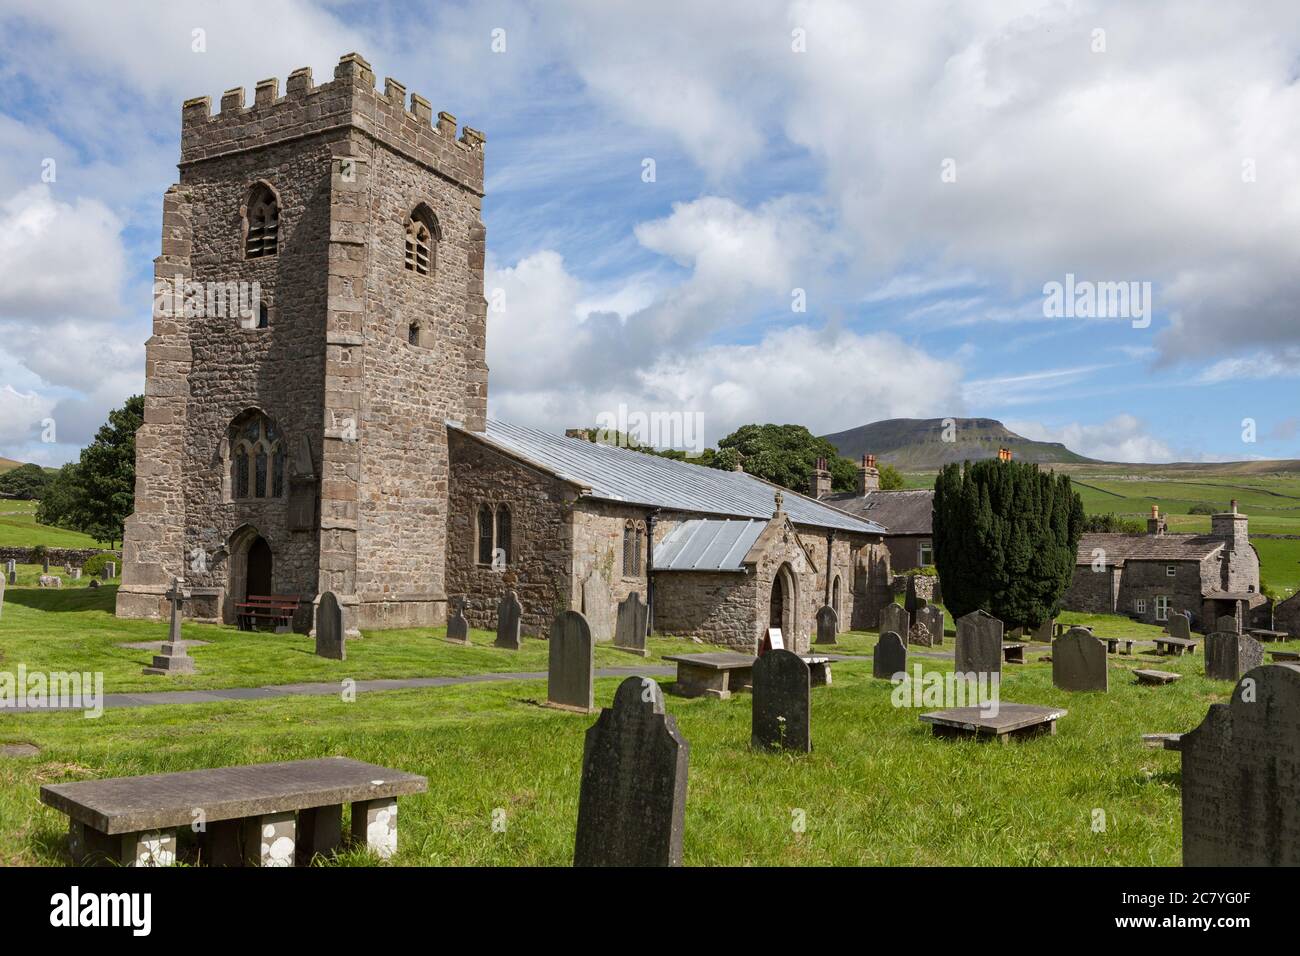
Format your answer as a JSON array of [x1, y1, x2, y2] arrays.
[[1134, 668, 1182, 685], [1154, 636, 1198, 655], [39, 757, 427, 834], [665, 653, 756, 699], [920, 704, 1066, 742], [1002, 642, 1026, 663], [1251, 629, 1291, 642], [662, 653, 756, 669], [1142, 732, 1183, 750], [1270, 650, 1300, 662]]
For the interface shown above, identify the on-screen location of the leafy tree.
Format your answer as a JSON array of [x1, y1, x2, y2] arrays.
[[715, 423, 858, 492], [0, 462, 54, 499], [932, 458, 1084, 629], [1081, 512, 1145, 534], [35, 463, 82, 526], [878, 463, 905, 490]]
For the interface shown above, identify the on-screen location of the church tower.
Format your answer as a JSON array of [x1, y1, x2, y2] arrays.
[[116, 53, 488, 634]]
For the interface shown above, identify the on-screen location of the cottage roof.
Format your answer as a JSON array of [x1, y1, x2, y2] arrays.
[[1075, 533, 1225, 566], [823, 488, 934, 535], [451, 420, 885, 534]]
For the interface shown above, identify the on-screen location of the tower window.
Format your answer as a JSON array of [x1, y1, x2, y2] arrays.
[[245, 183, 279, 259], [408, 322, 420, 345], [257, 302, 270, 329], [404, 204, 440, 276], [228, 412, 285, 501]]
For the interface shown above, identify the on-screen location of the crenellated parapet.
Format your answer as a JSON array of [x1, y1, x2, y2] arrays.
[[180, 52, 485, 195]]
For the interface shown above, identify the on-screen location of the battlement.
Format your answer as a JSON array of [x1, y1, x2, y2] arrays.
[[180, 53, 484, 194]]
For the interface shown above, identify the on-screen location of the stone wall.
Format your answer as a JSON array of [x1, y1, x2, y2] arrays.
[[0, 547, 117, 566], [1062, 564, 1122, 614], [883, 534, 930, 572], [653, 570, 758, 650], [1116, 559, 1207, 626]]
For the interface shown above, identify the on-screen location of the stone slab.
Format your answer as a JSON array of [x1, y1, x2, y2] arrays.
[[955, 609, 1003, 679], [1205, 631, 1264, 681], [1053, 627, 1108, 692], [920, 703, 1066, 742], [495, 589, 523, 650], [751, 649, 811, 752], [872, 630, 907, 680], [547, 610, 595, 712], [880, 603, 909, 638], [614, 591, 649, 656], [1154, 636, 1198, 655], [1134, 669, 1182, 685]]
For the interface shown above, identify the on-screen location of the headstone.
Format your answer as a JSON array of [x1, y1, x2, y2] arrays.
[[814, 605, 838, 646], [751, 649, 811, 752], [5, 559, 14, 576], [495, 589, 522, 650], [548, 611, 595, 712], [0, 573, 5, 620], [1215, 613, 1240, 636], [1204, 631, 1264, 682], [917, 605, 945, 646], [143, 577, 196, 675], [880, 603, 909, 638], [955, 610, 1003, 680], [1168, 612, 1192, 640], [108, 561, 117, 579], [314, 591, 345, 660], [904, 576, 921, 615], [574, 677, 688, 867], [38, 575, 61, 588], [88, 579, 100, 589], [1181, 663, 1300, 865], [872, 630, 907, 680], [1033, 619, 1055, 643], [445, 596, 470, 645], [70, 568, 81, 580], [42, 557, 50, 573], [613, 591, 649, 656], [581, 569, 615, 643], [1052, 627, 1108, 692]]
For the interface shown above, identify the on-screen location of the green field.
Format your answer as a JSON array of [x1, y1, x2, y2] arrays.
[[0, 500, 109, 549]]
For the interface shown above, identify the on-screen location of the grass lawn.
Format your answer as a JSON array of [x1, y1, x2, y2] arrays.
[[0, 500, 110, 549], [1, 585, 1277, 866]]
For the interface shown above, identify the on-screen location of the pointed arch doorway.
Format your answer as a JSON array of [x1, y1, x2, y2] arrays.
[[246, 536, 273, 596], [768, 562, 796, 640]]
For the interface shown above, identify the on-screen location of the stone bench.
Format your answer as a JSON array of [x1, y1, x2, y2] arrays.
[[1002, 642, 1026, 664], [1104, 637, 1135, 655], [1250, 629, 1291, 643], [664, 652, 832, 699], [1269, 649, 1300, 663], [1153, 636, 1198, 656], [39, 757, 426, 867], [920, 704, 1067, 744]]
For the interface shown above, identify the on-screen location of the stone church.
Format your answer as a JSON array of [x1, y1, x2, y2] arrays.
[[117, 53, 894, 652]]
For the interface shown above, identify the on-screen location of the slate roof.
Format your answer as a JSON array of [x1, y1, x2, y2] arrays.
[[453, 420, 884, 534], [653, 519, 766, 571], [823, 488, 934, 535], [1075, 533, 1225, 566]]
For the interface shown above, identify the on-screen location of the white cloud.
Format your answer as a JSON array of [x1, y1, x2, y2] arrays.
[[1197, 347, 1300, 384], [1008, 414, 1175, 463]]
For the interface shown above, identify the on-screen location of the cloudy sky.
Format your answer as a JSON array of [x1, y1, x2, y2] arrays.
[[1, 0, 1298, 465]]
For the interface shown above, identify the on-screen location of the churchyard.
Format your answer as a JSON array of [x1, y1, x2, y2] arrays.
[[1, 580, 1294, 866]]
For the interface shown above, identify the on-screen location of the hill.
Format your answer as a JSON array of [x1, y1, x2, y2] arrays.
[[821, 417, 1095, 470]]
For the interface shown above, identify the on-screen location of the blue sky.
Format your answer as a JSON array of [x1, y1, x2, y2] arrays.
[[0, 0, 1298, 465]]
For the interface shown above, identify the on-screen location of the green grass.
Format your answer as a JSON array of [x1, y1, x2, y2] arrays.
[[0, 500, 109, 548]]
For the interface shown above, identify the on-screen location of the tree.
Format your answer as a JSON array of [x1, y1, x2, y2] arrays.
[[35, 463, 82, 526], [715, 423, 858, 492], [932, 458, 1084, 629], [0, 462, 54, 499], [877, 463, 905, 490]]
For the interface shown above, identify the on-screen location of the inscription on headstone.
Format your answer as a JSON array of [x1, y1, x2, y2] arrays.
[[495, 589, 523, 650], [548, 610, 595, 712], [614, 591, 649, 656], [814, 605, 838, 646], [751, 649, 811, 752], [1052, 627, 1108, 692], [880, 603, 909, 639], [916, 605, 945, 647], [1181, 663, 1300, 865], [446, 596, 470, 645], [574, 677, 689, 867], [314, 591, 345, 660], [1204, 631, 1264, 682], [872, 630, 907, 680], [955, 610, 1003, 680]]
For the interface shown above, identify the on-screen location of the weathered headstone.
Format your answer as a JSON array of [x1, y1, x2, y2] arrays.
[[314, 591, 345, 660], [495, 589, 522, 650], [1052, 627, 1108, 692], [574, 676, 688, 867], [1033, 619, 1055, 642], [904, 576, 922, 615], [70, 568, 81, 580], [955, 610, 1003, 680], [1204, 631, 1264, 682], [108, 561, 117, 579], [880, 603, 909, 638], [751, 649, 811, 752], [872, 630, 907, 680], [38, 575, 61, 588], [581, 568, 615, 643], [445, 596, 470, 645], [1168, 612, 1192, 640], [814, 605, 838, 645], [0, 573, 5, 620], [1181, 663, 1300, 865], [548, 610, 595, 712], [143, 578, 196, 675], [613, 591, 649, 656], [6, 560, 14, 585], [1215, 613, 1240, 635], [42, 557, 50, 573], [916, 605, 945, 647]]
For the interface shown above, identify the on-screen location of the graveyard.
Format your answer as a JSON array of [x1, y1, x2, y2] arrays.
[[1, 578, 1294, 866]]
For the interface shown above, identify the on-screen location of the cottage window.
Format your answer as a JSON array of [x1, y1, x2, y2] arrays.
[[1155, 595, 1171, 622], [1166, 565, 1176, 577], [918, 541, 933, 566], [244, 183, 279, 259], [1134, 598, 1147, 615]]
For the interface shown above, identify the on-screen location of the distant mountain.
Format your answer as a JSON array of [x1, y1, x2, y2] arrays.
[[820, 418, 1097, 470]]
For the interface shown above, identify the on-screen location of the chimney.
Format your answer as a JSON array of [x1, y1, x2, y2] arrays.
[[564, 428, 590, 441], [809, 457, 832, 499], [997, 447, 1012, 462], [1211, 501, 1248, 553], [857, 454, 880, 495], [1147, 504, 1166, 536]]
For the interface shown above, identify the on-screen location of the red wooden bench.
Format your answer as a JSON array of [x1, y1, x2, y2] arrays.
[[236, 594, 302, 633]]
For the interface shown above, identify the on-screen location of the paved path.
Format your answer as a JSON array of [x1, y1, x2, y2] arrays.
[[5, 666, 676, 713]]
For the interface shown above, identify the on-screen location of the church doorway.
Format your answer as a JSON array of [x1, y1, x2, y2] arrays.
[[768, 563, 796, 639], [246, 536, 273, 596]]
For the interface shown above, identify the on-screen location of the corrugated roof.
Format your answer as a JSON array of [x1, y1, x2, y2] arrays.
[[824, 488, 934, 534], [453, 420, 884, 534], [653, 519, 766, 571], [1076, 533, 1225, 566]]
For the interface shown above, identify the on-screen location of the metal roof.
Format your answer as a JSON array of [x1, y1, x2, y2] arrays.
[[453, 420, 884, 534], [653, 519, 766, 571]]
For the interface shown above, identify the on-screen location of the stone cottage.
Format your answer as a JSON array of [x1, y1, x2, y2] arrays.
[[816, 455, 936, 572], [1062, 503, 1263, 632], [114, 53, 893, 651]]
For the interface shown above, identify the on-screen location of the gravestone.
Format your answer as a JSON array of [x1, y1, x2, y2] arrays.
[[574, 676, 688, 867], [314, 591, 345, 660], [495, 589, 522, 650], [1168, 612, 1192, 640], [1181, 663, 1300, 865], [955, 610, 1003, 680], [614, 591, 649, 656], [89, 579, 100, 589], [42, 557, 50, 573], [904, 576, 922, 615], [1033, 619, 1055, 642], [108, 561, 117, 578], [143, 578, 196, 675], [751, 649, 811, 752], [880, 603, 909, 638], [1215, 613, 1240, 635], [0, 573, 5, 620], [548, 610, 595, 712], [814, 605, 838, 645], [1204, 631, 1264, 682], [445, 596, 470, 645], [916, 605, 944, 646], [872, 630, 907, 680], [581, 569, 615, 643], [5, 559, 14, 576], [70, 568, 81, 580], [1052, 627, 1108, 692], [6, 561, 14, 585]]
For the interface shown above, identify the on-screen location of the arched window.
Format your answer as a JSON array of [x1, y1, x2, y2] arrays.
[[623, 520, 644, 576], [245, 183, 279, 259], [496, 505, 511, 567], [404, 204, 440, 275], [633, 521, 644, 575], [477, 505, 494, 565], [228, 412, 285, 500], [408, 322, 420, 345]]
